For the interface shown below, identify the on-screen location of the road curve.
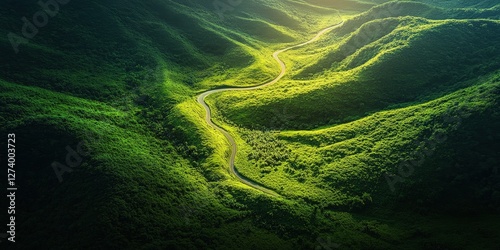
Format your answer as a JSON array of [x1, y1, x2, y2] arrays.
[[197, 21, 344, 196]]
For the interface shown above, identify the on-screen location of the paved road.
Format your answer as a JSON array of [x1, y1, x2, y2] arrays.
[[197, 21, 344, 196]]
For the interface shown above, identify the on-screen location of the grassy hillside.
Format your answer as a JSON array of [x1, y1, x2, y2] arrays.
[[233, 72, 499, 206], [213, 6, 500, 129], [202, 1, 500, 248], [1, 0, 499, 249]]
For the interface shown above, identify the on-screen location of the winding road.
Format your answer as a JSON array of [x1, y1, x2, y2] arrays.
[[197, 20, 344, 196]]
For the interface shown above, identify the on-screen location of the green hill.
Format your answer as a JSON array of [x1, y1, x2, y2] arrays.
[[1, 0, 499, 249], [214, 17, 500, 129]]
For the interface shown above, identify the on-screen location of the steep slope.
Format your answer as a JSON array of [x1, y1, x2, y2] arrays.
[[0, 0, 341, 99], [303, 1, 500, 74], [214, 16, 500, 129], [0, 0, 254, 100], [234, 72, 500, 210]]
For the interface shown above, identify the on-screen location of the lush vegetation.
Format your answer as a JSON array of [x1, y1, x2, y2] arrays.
[[214, 17, 500, 129], [1, 0, 499, 249]]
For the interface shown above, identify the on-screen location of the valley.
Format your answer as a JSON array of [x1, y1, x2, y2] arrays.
[[0, 0, 499, 249]]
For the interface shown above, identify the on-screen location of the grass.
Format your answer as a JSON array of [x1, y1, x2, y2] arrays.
[[213, 17, 500, 129], [1, 0, 499, 249], [233, 72, 499, 205]]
